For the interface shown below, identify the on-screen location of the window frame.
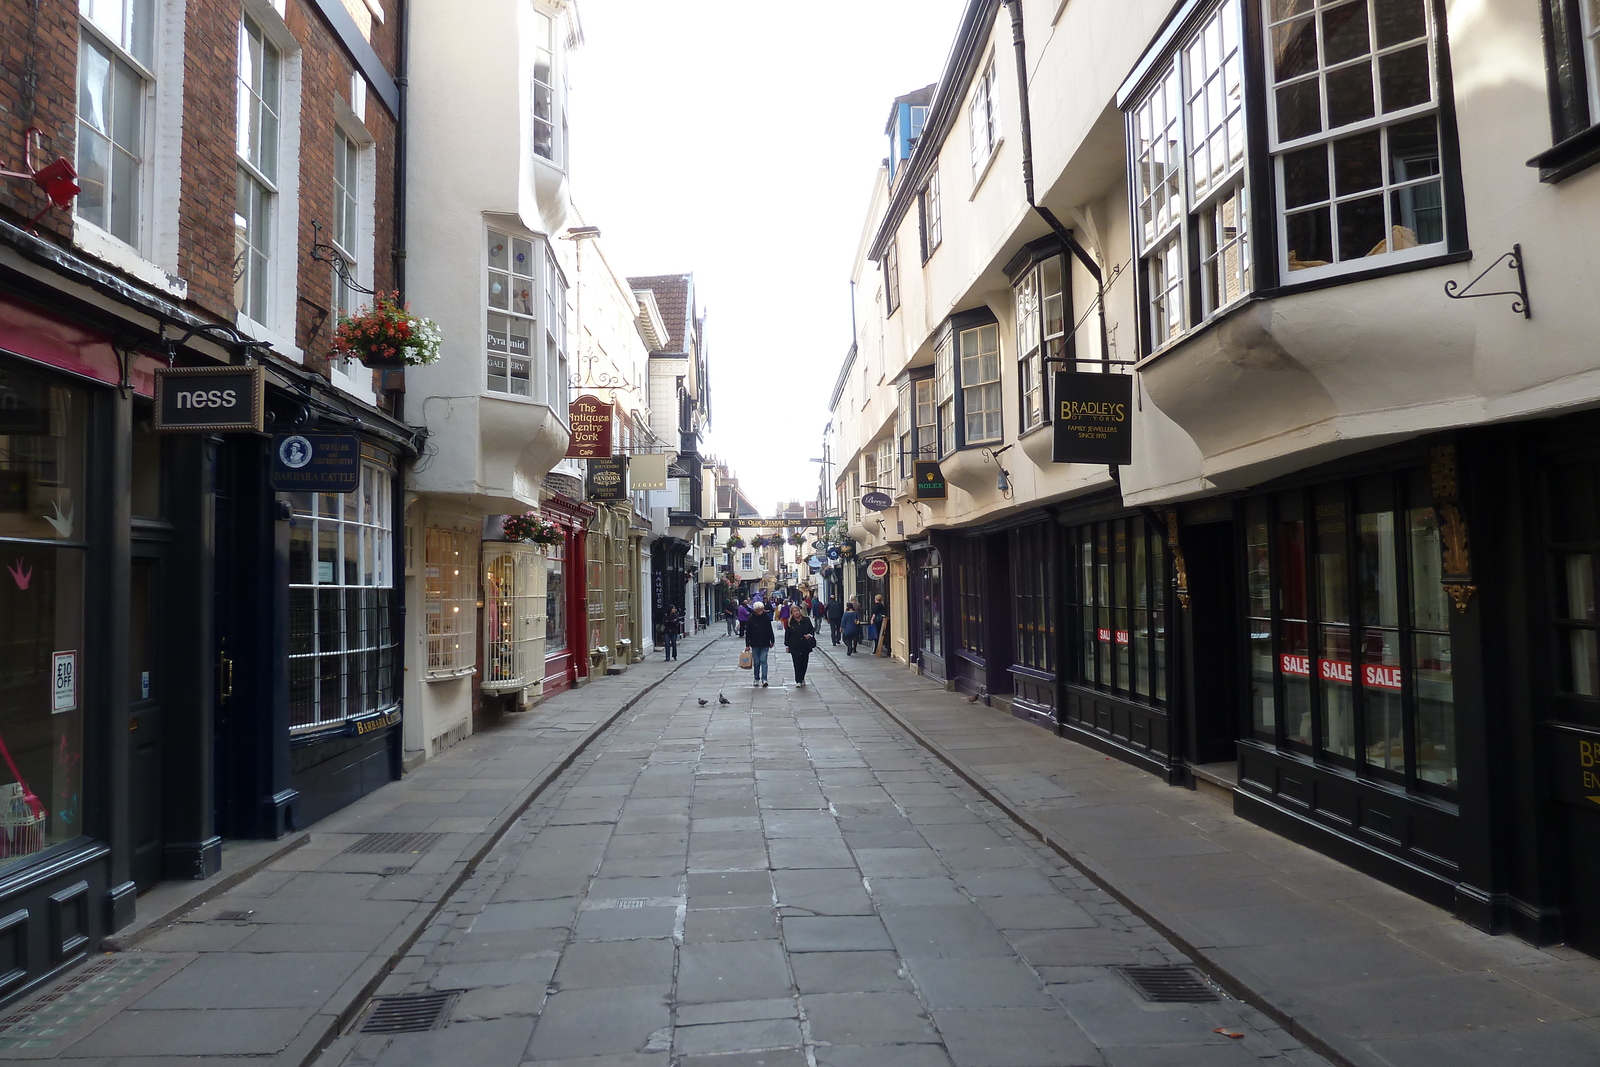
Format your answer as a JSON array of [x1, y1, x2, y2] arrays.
[[883, 241, 901, 316], [531, 8, 559, 165], [934, 328, 956, 459], [969, 52, 1001, 182], [917, 168, 942, 261], [1530, 0, 1600, 181], [1010, 250, 1068, 435], [1067, 518, 1169, 708], [76, 9, 154, 247], [957, 320, 1003, 447], [1121, 0, 1469, 357], [424, 527, 477, 677], [233, 16, 283, 326], [485, 227, 567, 401]]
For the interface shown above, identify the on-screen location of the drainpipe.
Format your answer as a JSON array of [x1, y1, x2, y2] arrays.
[[1002, 0, 1109, 376], [392, 0, 409, 301]]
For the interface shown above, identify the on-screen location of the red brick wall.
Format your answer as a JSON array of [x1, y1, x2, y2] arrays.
[[0, 0, 404, 384], [0, 0, 80, 242]]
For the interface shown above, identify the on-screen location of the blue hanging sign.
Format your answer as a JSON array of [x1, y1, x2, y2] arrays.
[[271, 432, 360, 492]]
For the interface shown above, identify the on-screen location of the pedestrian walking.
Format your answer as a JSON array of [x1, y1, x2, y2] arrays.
[[825, 595, 844, 645], [841, 600, 861, 655], [744, 602, 776, 687], [778, 600, 791, 627], [736, 598, 750, 638], [662, 604, 681, 660], [785, 605, 817, 686], [722, 600, 737, 635], [870, 594, 889, 657]]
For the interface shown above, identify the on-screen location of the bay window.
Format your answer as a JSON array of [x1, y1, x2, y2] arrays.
[[486, 229, 538, 397], [959, 322, 1002, 446], [546, 246, 570, 413], [234, 17, 282, 323], [897, 380, 913, 479], [1013, 253, 1066, 434], [424, 528, 476, 675], [935, 334, 955, 458], [532, 10, 557, 162], [1244, 470, 1456, 793], [77, 0, 153, 245]]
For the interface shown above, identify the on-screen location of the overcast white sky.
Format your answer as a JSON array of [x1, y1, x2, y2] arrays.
[[568, 0, 969, 514]]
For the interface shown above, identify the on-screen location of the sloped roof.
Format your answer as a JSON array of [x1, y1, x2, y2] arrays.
[[626, 274, 693, 354]]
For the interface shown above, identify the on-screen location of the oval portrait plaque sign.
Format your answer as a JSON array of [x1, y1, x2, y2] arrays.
[[861, 491, 893, 512]]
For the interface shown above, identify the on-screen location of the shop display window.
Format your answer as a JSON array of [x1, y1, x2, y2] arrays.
[[1068, 518, 1167, 705], [1245, 471, 1456, 792], [546, 536, 567, 653], [0, 364, 88, 871], [920, 549, 944, 659], [1010, 525, 1054, 673], [953, 537, 984, 655], [422, 526, 475, 675], [284, 457, 397, 728], [484, 545, 538, 689]]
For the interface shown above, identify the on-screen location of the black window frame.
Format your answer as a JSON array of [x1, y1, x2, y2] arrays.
[[1004, 238, 1072, 437], [947, 307, 1001, 453], [883, 241, 901, 316], [1529, 0, 1600, 181], [1120, 0, 1470, 359], [917, 168, 942, 261], [1066, 517, 1169, 708], [895, 366, 936, 479]]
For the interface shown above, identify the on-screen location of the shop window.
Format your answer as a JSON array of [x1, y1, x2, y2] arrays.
[[1069, 518, 1167, 705], [423, 527, 475, 675], [0, 366, 87, 872], [546, 535, 567, 653], [954, 538, 984, 654], [1010, 525, 1054, 672], [921, 549, 943, 659], [285, 460, 397, 728], [483, 546, 538, 689], [614, 534, 630, 647], [587, 532, 605, 651], [1246, 473, 1456, 792]]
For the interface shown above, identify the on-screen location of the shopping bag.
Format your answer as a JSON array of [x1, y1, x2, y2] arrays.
[[739, 648, 754, 670]]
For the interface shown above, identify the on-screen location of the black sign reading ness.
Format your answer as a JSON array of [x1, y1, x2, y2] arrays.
[[154, 366, 265, 433]]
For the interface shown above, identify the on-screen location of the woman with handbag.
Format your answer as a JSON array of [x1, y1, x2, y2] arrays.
[[841, 601, 861, 655], [785, 605, 818, 686], [744, 602, 776, 687]]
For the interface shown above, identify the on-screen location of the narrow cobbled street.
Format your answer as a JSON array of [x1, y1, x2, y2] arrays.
[[323, 643, 1327, 1067]]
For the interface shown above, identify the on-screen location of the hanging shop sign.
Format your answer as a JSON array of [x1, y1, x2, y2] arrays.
[[565, 394, 613, 458], [270, 432, 360, 492], [913, 462, 946, 500], [862, 491, 893, 512], [866, 559, 890, 580], [585, 456, 628, 502], [630, 452, 668, 490], [153, 365, 265, 432], [1550, 722, 1600, 809], [827, 546, 841, 560], [1053, 370, 1133, 465]]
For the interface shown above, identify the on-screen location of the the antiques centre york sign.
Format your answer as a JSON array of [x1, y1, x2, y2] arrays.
[[585, 456, 628, 502], [1052, 370, 1132, 465], [154, 365, 265, 433], [566, 394, 613, 458], [271, 432, 360, 492]]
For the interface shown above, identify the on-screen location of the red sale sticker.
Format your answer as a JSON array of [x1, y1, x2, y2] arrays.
[[1115, 630, 1130, 645], [1320, 659, 1353, 684], [1363, 664, 1403, 690], [1280, 654, 1310, 676], [1098, 628, 1112, 643]]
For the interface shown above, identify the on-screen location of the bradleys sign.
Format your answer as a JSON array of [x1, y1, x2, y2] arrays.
[[154, 365, 265, 432], [1052, 370, 1132, 465], [566, 394, 613, 458]]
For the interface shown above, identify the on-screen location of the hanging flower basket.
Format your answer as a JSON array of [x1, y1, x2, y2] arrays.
[[727, 535, 746, 549], [501, 512, 563, 545], [332, 292, 443, 369], [787, 532, 807, 546]]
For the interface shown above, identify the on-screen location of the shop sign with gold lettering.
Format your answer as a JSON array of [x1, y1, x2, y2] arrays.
[[913, 461, 946, 500], [566, 394, 613, 458], [353, 708, 401, 736], [1053, 371, 1132, 465], [586, 456, 628, 502], [271, 432, 359, 492], [154, 365, 265, 433], [1550, 722, 1600, 809]]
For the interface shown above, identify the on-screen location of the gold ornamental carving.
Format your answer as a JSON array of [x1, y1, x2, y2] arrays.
[[1166, 511, 1191, 610]]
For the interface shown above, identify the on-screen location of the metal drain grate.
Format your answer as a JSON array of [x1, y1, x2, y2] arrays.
[[380, 866, 411, 877], [616, 899, 644, 909], [211, 909, 254, 923], [359, 991, 457, 1034], [1117, 965, 1220, 1003], [342, 832, 446, 856]]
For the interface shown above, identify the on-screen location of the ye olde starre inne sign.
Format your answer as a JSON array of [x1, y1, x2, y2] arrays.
[[566, 394, 613, 458], [1053, 371, 1133, 465], [154, 365, 265, 433]]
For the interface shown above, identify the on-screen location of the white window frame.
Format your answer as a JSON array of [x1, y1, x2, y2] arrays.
[[958, 322, 1003, 446], [424, 528, 477, 677], [486, 226, 541, 398], [1014, 254, 1066, 434], [969, 52, 1001, 182], [233, 2, 303, 349], [883, 241, 901, 315], [1132, 0, 1249, 352], [531, 8, 560, 165], [546, 245, 570, 416], [935, 332, 955, 459], [1264, 0, 1445, 282], [915, 378, 937, 468], [74, 0, 188, 297], [331, 121, 375, 319]]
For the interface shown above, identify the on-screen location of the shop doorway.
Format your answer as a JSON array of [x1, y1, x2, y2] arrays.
[[128, 549, 166, 889], [1181, 520, 1242, 768]]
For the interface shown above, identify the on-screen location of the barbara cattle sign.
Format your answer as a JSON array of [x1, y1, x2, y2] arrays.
[[153, 365, 265, 433]]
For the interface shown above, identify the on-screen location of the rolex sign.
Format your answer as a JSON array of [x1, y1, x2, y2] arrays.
[[1052, 371, 1133, 465]]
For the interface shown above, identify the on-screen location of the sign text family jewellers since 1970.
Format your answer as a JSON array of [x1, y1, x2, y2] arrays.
[[566, 394, 613, 459]]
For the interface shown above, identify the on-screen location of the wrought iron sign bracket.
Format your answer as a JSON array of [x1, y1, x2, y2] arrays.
[[159, 322, 274, 366], [1444, 244, 1530, 319], [308, 220, 377, 297]]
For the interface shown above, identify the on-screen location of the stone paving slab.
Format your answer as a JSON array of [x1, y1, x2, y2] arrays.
[[309, 644, 1328, 1067], [0, 631, 726, 1066], [823, 646, 1600, 1067]]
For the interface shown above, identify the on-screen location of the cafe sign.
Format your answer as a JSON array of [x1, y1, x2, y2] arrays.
[[565, 394, 613, 458], [1052, 370, 1132, 465], [154, 365, 265, 433], [585, 456, 628, 502]]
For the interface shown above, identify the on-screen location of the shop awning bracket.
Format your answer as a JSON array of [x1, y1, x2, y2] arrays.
[[1444, 244, 1530, 319]]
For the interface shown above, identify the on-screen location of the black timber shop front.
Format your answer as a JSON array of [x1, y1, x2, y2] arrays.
[[915, 427, 1600, 957], [0, 223, 417, 1002]]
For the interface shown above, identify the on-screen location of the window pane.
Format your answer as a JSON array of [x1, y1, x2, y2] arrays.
[[1414, 632, 1455, 786], [1285, 207, 1332, 269], [1320, 625, 1356, 757], [1272, 15, 1318, 81], [1375, 0, 1428, 48], [1321, 1, 1370, 65], [1326, 62, 1376, 129], [1276, 79, 1322, 141], [1333, 130, 1383, 195], [1362, 627, 1405, 773], [1337, 194, 1386, 260], [1379, 44, 1431, 113], [1357, 510, 1398, 629]]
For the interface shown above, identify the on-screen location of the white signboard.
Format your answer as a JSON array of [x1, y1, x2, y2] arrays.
[[52, 650, 76, 713]]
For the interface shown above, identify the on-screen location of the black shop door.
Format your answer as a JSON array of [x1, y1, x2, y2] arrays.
[[128, 546, 166, 890], [1181, 521, 1241, 767]]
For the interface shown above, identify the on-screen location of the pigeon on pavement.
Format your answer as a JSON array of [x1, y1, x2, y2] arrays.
[[697, 698, 709, 706], [717, 693, 731, 705]]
